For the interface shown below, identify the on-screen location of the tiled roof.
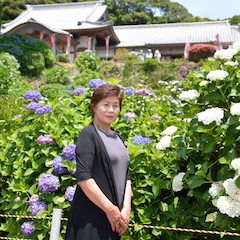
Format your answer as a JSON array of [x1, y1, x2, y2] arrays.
[[114, 21, 234, 47], [2, 1, 109, 34], [231, 26, 240, 43]]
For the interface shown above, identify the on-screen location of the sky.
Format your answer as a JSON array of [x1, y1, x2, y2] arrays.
[[175, 0, 240, 20]]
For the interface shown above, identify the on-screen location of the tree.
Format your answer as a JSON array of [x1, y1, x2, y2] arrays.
[[229, 15, 240, 25]]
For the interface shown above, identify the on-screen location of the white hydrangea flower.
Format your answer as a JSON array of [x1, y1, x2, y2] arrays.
[[223, 176, 240, 201], [224, 61, 239, 66], [172, 172, 185, 192], [231, 158, 240, 174], [233, 42, 240, 51], [197, 107, 224, 125], [206, 70, 229, 81], [199, 80, 209, 86], [208, 182, 224, 198], [214, 49, 238, 59], [230, 103, 240, 116], [156, 136, 171, 150], [179, 89, 200, 101], [205, 212, 217, 222], [217, 196, 240, 218], [161, 126, 178, 136]]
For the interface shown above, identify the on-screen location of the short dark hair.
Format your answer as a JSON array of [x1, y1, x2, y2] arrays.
[[90, 83, 123, 118]]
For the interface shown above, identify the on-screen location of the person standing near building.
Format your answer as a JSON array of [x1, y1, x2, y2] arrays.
[[145, 49, 153, 59], [138, 49, 145, 62], [154, 50, 161, 61], [65, 83, 132, 240]]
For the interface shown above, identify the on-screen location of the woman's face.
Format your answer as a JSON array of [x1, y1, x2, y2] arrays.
[[93, 95, 120, 128]]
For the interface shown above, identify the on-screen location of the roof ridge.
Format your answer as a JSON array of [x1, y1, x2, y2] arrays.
[[27, 1, 103, 10], [113, 20, 230, 29]]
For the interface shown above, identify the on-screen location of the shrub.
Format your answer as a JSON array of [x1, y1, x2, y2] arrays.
[[141, 58, 160, 74], [44, 65, 71, 85], [43, 49, 55, 68], [114, 48, 129, 62], [27, 52, 45, 76], [57, 53, 70, 63], [99, 61, 122, 79], [0, 34, 56, 75], [75, 51, 101, 72], [189, 44, 217, 62], [0, 52, 21, 94], [73, 69, 104, 87], [39, 84, 71, 100]]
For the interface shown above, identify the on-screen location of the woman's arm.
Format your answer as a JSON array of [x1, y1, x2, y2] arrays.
[[119, 180, 132, 235], [78, 178, 125, 233]]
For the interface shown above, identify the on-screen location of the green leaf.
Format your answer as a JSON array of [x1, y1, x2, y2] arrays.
[[189, 176, 206, 189], [235, 176, 240, 188], [24, 168, 34, 176]]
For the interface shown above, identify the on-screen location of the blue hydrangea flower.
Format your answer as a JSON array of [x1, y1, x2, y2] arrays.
[[52, 156, 68, 174], [124, 112, 137, 120], [38, 173, 60, 193], [20, 221, 36, 237], [26, 102, 42, 111], [88, 78, 105, 88], [65, 186, 76, 202], [133, 135, 151, 145], [24, 91, 42, 101], [62, 144, 76, 160], [72, 87, 87, 95], [30, 201, 48, 216], [37, 134, 54, 144]]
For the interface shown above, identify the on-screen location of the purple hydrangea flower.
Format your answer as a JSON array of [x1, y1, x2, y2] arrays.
[[62, 144, 76, 160], [37, 134, 54, 144], [20, 221, 36, 237], [65, 186, 76, 202], [24, 91, 42, 101], [38, 173, 60, 193], [42, 105, 52, 114], [135, 88, 150, 95], [26, 102, 42, 111], [124, 89, 136, 96], [133, 135, 151, 145], [30, 201, 48, 216], [13, 114, 22, 118], [151, 115, 162, 121], [124, 112, 137, 120], [28, 194, 39, 205], [52, 156, 68, 174], [35, 105, 52, 115], [72, 87, 87, 95], [88, 78, 105, 88]]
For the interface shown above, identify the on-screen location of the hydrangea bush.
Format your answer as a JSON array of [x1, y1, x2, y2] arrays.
[[1, 43, 240, 239]]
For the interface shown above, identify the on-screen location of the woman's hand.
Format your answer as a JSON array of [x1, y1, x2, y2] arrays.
[[105, 205, 125, 233]]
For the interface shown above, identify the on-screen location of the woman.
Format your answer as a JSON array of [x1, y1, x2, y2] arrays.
[[65, 83, 132, 240]]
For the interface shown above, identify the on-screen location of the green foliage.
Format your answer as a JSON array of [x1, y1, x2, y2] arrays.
[[141, 58, 160, 74], [39, 84, 71, 100], [99, 61, 122, 79], [0, 52, 21, 94], [43, 49, 56, 68], [73, 69, 104, 87], [1, 44, 240, 239], [189, 44, 217, 62], [57, 53, 70, 63], [44, 65, 71, 85], [114, 48, 129, 62], [229, 15, 240, 25], [75, 51, 101, 72], [0, 34, 56, 76]]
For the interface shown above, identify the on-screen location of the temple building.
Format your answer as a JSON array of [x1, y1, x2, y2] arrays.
[[1, 0, 240, 60]]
